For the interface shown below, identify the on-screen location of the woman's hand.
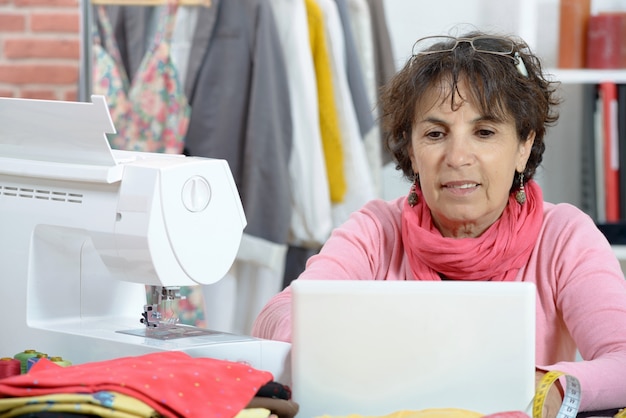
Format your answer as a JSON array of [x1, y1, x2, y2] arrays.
[[535, 370, 565, 418]]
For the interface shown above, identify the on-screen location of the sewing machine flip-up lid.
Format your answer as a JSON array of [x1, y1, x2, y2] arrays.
[[0, 95, 123, 183]]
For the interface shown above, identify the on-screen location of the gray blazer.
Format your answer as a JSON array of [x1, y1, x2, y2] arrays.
[[106, 0, 293, 246]]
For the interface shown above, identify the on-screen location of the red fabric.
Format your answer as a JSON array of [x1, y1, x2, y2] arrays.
[[401, 180, 544, 281], [0, 351, 273, 418]]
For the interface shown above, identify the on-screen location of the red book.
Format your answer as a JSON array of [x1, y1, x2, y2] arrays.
[[586, 13, 626, 69], [558, 0, 592, 68], [600, 82, 620, 221]]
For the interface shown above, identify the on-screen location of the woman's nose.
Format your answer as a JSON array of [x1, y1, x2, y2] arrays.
[[444, 134, 473, 167]]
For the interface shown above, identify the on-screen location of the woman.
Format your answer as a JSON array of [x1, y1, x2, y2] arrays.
[[252, 31, 626, 415]]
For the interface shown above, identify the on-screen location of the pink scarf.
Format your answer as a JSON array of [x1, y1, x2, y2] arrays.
[[401, 180, 543, 281]]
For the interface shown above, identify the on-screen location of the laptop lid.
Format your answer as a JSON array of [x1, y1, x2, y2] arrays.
[[290, 280, 536, 417]]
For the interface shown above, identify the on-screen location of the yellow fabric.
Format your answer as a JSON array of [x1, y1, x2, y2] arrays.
[[235, 408, 272, 417], [0, 391, 159, 418], [305, 0, 347, 203], [317, 408, 485, 418]]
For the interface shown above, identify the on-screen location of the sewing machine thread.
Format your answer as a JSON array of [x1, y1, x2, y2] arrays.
[[13, 350, 40, 374], [50, 356, 72, 367], [26, 353, 48, 372], [0, 357, 21, 379]]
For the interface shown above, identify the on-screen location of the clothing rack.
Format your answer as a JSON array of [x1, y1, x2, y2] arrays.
[[79, 0, 211, 102], [90, 0, 211, 6]]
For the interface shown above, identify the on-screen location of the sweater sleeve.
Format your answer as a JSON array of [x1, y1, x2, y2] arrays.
[[251, 198, 407, 341], [534, 203, 626, 411]]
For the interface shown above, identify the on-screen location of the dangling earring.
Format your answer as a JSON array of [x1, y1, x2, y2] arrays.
[[408, 173, 419, 207], [515, 172, 526, 205]]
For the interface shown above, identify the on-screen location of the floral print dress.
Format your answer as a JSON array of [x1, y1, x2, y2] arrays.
[[93, 4, 190, 154]]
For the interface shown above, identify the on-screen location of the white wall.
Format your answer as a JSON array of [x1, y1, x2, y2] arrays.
[[383, 0, 624, 76], [384, 0, 552, 66]]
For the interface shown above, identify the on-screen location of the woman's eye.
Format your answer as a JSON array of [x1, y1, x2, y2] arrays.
[[476, 129, 495, 138], [426, 131, 445, 140]]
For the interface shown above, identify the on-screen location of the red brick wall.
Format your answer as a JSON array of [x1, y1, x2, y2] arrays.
[[0, 0, 81, 101]]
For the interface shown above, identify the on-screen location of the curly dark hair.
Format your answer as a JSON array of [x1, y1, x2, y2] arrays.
[[379, 30, 561, 193]]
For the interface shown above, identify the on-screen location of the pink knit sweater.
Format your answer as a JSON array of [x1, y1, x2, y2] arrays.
[[252, 197, 626, 411]]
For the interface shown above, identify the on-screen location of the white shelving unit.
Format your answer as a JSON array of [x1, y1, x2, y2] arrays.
[[553, 68, 626, 269], [547, 69, 626, 84], [612, 246, 626, 273], [613, 246, 626, 259], [552, 68, 626, 268]]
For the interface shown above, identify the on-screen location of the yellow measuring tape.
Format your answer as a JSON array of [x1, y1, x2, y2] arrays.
[[532, 370, 626, 418], [533, 371, 581, 418]]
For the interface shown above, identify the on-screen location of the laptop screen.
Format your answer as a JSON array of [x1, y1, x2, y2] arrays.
[[290, 280, 536, 417]]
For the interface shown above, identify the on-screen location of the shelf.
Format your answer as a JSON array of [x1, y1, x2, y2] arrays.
[[546, 69, 626, 84]]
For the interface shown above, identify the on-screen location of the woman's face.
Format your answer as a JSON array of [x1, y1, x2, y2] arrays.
[[409, 81, 534, 238]]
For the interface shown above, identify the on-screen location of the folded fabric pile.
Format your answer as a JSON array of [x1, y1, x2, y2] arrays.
[[0, 391, 160, 417], [0, 351, 282, 418]]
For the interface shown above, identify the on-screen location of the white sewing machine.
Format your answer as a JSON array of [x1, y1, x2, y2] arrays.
[[0, 95, 290, 383]]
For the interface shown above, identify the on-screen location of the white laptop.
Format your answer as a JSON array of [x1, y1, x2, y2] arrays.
[[290, 280, 536, 417]]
